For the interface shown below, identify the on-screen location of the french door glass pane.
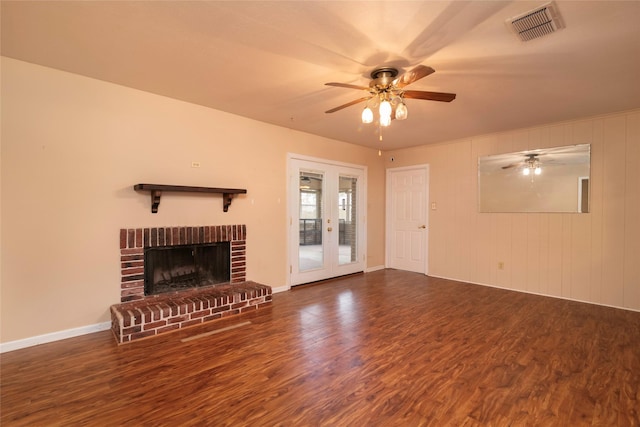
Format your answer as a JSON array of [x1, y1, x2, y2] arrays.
[[338, 175, 357, 265], [299, 172, 323, 271]]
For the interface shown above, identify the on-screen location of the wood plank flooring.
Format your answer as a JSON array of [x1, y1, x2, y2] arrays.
[[2, 269, 639, 426]]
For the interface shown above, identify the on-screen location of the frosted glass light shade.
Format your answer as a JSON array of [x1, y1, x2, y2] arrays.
[[379, 100, 392, 117], [380, 114, 391, 127], [395, 102, 408, 120], [523, 168, 530, 176], [361, 107, 373, 124]]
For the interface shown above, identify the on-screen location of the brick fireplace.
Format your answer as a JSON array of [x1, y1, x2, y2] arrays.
[[119, 224, 248, 302], [111, 224, 272, 344]]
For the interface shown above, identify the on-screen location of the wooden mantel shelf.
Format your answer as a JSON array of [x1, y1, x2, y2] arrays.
[[134, 184, 247, 213]]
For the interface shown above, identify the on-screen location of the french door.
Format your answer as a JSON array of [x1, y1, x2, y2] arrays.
[[288, 155, 366, 286]]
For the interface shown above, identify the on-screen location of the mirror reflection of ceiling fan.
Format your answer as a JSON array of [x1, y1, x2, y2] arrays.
[[502, 153, 544, 176], [502, 153, 542, 170], [324, 65, 456, 126]]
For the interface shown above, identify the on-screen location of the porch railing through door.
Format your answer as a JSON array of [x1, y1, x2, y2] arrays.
[[299, 219, 348, 245]]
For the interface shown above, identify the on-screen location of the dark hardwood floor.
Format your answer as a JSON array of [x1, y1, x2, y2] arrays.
[[2, 269, 639, 426]]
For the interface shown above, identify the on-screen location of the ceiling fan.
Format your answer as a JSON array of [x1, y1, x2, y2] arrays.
[[502, 153, 542, 170], [324, 65, 456, 124], [502, 153, 546, 177]]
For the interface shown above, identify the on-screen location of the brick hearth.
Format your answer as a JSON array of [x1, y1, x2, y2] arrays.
[[111, 224, 272, 344], [110, 281, 271, 344]]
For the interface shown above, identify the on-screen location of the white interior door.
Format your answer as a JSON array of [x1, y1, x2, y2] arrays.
[[386, 165, 429, 274], [289, 156, 366, 286]]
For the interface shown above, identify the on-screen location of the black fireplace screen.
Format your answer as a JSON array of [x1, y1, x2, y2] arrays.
[[144, 242, 230, 295]]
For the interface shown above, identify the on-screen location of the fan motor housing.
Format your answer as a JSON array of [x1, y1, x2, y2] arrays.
[[370, 67, 399, 89]]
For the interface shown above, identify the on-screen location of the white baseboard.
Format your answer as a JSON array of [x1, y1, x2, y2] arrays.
[[365, 265, 385, 273], [271, 285, 290, 294], [0, 322, 112, 353], [427, 273, 640, 313]]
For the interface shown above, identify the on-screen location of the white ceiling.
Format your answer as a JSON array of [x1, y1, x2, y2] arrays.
[[2, 1, 639, 150]]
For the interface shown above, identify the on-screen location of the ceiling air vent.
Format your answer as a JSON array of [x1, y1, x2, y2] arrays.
[[507, 1, 564, 42]]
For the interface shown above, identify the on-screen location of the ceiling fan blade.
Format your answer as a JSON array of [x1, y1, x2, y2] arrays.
[[394, 65, 435, 88], [325, 97, 369, 113], [403, 90, 456, 102], [325, 82, 369, 91], [501, 163, 520, 169]]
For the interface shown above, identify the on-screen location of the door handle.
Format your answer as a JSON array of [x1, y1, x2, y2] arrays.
[[327, 227, 333, 232], [418, 225, 426, 229]]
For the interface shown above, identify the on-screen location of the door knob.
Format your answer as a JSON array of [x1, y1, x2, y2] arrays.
[[327, 227, 333, 232], [418, 225, 426, 229]]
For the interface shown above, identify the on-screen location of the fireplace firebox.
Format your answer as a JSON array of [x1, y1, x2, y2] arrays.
[[119, 225, 247, 302], [144, 242, 230, 295]]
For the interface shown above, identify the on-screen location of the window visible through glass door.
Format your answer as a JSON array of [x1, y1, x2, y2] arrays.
[[338, 175, 357, 266], [299, 172, 324, 272]]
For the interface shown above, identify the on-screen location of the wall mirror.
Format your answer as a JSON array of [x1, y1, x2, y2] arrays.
[[478, 144, 590, 213]]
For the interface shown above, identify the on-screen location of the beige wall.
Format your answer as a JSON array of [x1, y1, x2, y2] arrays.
[[0, 58, 386, 342], [386, 110, 640, 311]]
